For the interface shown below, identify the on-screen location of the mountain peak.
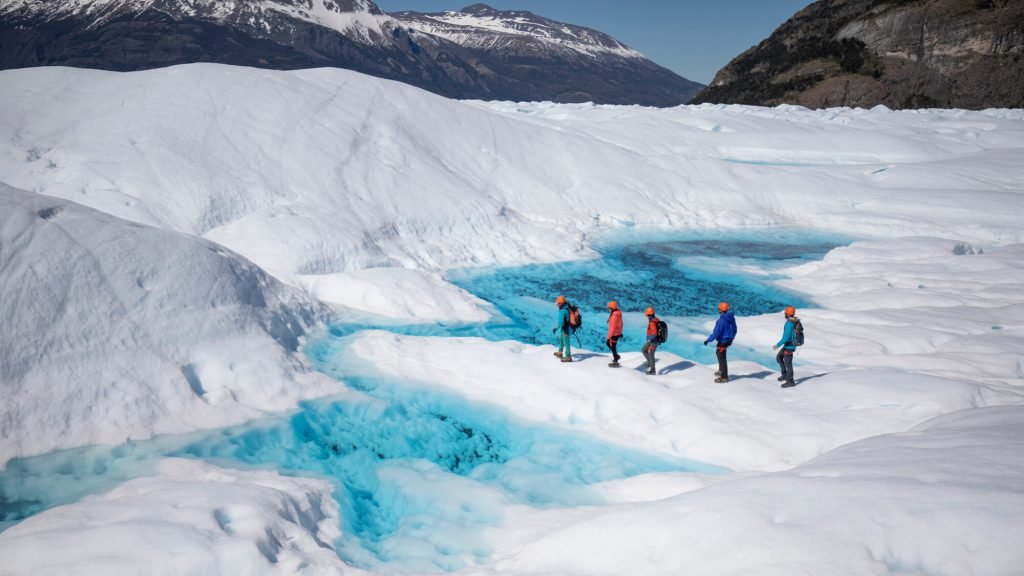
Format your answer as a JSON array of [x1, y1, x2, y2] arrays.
[[403, 3, 645, 60], [460, 3, 498, 16], [0, 0, 704, 105], [458, 3, 535, 19]]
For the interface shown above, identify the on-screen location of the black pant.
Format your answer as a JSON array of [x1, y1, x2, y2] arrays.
[[716, 341, 732, 378], [606, 335, 621, 362], [776, 348, 794, 383]]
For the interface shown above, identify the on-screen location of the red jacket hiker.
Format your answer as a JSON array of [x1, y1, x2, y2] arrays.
[[606, 301, 623, 367], [607, 308, 623, 339]]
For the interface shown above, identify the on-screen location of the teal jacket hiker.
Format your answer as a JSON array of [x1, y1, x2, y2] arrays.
[[554, 305, 570, 334], [776, 318, 798, 350]]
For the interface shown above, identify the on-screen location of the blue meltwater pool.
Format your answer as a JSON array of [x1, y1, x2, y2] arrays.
[[444, 227, 847, 362], [0, 227, 849, 573]]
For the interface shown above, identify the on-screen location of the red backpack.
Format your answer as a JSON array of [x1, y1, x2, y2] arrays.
[[567, 303, 583, 332]]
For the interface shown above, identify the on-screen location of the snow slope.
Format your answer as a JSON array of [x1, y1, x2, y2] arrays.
[[2, 64, 1024, 575], [2, 65, 1022, 287], [473, 406, 1024, 576], [0, 458, 355, 576], [0, 183, 338, 464]]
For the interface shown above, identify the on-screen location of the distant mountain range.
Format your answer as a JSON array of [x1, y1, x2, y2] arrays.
[[0, 0, 704, 106], [692, 0, 1024, 110]]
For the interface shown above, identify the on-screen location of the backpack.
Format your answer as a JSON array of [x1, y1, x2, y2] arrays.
[[567, 303, 583, 333], [656, 319, 668, 344], [792, 319, 804, 346]]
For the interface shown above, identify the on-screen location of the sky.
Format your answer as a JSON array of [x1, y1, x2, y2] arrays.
[[373, 0, 816, 85]]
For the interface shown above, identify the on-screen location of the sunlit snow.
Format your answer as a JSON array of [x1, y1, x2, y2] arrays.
[[1, 64, 1023, 575]]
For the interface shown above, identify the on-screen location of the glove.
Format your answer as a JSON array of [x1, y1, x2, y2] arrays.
[[772, 344, 779, 351], [703, 340, 709, 346], [552, 328, 557, 334]]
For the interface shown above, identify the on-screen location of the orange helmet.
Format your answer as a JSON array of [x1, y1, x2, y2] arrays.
[[718, 301, 730, 313], [784, 306, 796, 316], [607, 300, 619, 310], [555, 295, 567, 305], [645, 307, 655, 316]]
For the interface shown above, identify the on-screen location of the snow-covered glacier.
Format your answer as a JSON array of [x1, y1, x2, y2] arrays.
[[1, 64, 1023, 575]]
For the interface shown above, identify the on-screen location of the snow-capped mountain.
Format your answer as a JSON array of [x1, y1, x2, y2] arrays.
[[394, 3, 644, 59], [0, 0, 396, 44], [0, 0, 703, 105]]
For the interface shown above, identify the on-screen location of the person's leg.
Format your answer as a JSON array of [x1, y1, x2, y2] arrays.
[[781, 350, 795, 385], [716, 344, 729, 379], [776, 348, 786, 379], [647, 343, 657, 372], [564, 332, 572, 359], [610, 336, 620, 363], [642, 341, 651, 367]]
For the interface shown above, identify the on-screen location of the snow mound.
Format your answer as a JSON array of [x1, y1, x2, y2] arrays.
[[0, 458, 354, 576], [297, 267, 491, 323], [474, 406, 1024, 576], [0, 184, 338, 465]]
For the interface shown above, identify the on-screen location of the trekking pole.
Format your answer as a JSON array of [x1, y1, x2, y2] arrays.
[[575, 332, 582, 348]]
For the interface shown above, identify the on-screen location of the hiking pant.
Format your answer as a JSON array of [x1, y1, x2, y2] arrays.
[[558, 331, 572, 358], [776, 348, 794, 383], [606, 335, 621, 363], [642, 340, 658, 371], [716, 341, 731, 379]]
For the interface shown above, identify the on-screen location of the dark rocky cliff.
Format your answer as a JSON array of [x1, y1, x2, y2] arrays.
[[692, 0, 1024, 109]]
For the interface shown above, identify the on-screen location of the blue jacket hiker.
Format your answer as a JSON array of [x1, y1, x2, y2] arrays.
[[704, 301, 737, 383], [772, 305, 799, 388], [552, 295, 572, 362]]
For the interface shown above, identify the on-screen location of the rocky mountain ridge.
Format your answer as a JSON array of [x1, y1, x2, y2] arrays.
[[0, 0, 703, 106], [692, 0, 1024, 109]]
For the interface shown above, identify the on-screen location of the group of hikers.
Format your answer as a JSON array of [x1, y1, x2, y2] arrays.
[[552, 295, 803, 388]]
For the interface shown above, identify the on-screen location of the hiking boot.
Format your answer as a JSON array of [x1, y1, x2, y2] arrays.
[[608, 362, 620, 368], [777, 376, 787, 381], [781, 381, 796, 388], [714, 371, 721, 377], [554, 351, 563, 358], [646, 368, 656, 375], [714, 376, 729, 383], [561, 357, 573, 363]]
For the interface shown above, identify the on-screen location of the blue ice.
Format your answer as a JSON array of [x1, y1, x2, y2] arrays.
[[0, 227, 846, 573], [1, 377, 719, 572], [445, 228, 849, 362]]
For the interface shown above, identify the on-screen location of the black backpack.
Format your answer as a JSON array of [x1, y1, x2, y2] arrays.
[[567, 303, 583, 333], [656, 319, 668, 344], [792, 319, 804, 346]]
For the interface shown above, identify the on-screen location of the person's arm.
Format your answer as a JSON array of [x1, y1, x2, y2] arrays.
[[705, 316, 724, 344], [775, 321, 794, 348]]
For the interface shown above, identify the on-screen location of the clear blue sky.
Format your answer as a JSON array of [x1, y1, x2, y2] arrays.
[[373, 0, 815, 85]]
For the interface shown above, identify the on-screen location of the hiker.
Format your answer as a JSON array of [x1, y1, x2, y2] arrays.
[[642, 307, 659, 375], [552, 295, 572, 363], [704, 301, 737, 383], [606, 300, 623, 367], [772, 305, 799, 388]]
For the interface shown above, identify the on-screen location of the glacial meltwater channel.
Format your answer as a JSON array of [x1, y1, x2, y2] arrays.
[[0, 228, 850, 572]]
